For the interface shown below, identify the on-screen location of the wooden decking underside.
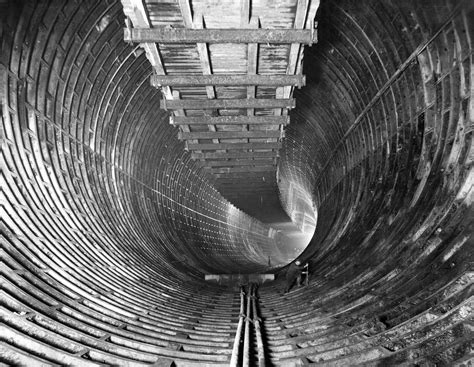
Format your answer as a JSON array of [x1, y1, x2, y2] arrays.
[[122, 0, 319, 201]]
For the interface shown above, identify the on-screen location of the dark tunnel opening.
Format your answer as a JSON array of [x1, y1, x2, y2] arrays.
[[1, 0, 473, 365]]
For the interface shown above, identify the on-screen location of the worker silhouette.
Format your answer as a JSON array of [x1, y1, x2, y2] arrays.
[[284, 260, 307, 293]]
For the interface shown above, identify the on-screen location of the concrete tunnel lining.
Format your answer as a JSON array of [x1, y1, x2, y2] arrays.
[[0, 0, 473, 365]]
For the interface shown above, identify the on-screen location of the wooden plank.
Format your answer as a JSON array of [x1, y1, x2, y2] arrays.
[[274, 0, 319, 117], [212, 172, 275, 179], [205, 166, 275, 173], [306, 0, 320, 30], [282, 0, 309, 101], [151, 74, 305, 87], [222, 192, 277, 197], [177, 2, 219, 145], [220, 190, 276, 195], [217, 178, 277, 184], [223, 192, 276, 198], [186, 142, 282, 150], [179, 0, 219, 147], [274, 87, 285, 117], [193, 13, 219, 144], [221, 189, 276, 194], [240, 0, 250, 27], [218, 183, 276, 189], [216, 179, 276, 185], [191, 151, 278, 159], [246, 16, 259, 118], [172, 115, 289, 125], [161, 98, 295, 110], [274, 0, 319, 116], [213, 182, 278, 185], [124, 28, 317, 44], [179, 130, 281, 140], [170, 91, 198, 148], [201, 159, 275, 167], [219, 188, 277, 193], [122, 0, 172, 98]]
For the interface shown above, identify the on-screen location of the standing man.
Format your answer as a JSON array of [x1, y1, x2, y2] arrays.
[[284, 260, 307, 293]]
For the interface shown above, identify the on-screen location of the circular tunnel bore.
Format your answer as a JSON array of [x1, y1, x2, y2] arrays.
[[1, 0, 473, 366]]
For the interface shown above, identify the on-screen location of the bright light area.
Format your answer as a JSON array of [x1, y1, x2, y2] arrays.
[[272, 181, 317, 265]]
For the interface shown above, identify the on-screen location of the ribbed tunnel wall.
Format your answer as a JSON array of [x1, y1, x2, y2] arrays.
[[1, 0, 473, 366], [1, 0, 280, 278]]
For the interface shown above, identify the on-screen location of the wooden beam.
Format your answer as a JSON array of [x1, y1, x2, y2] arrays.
[[306, 0, 320, 30], [246, 16, 259, 118], [219, 193, 276, 199], [217, 179, 277, 184], [172, 115, 289, 125], [161, 98, 295, 110], [212, 172, 275, 179], [221, 191, 277, 196], [216, 182, 276, 186], [220, 186, 275, 190], [223, 192, 276, 199], [218, 183, 276, 189], [205, 166, 275, 174], [240, 0, 250, 28], [171, 91, 197, 148], [202, 159, 274, 167], [191, 151, 278, 159], [282, 0, 310, 100], [179, 4, 219, 143], [217, 186, 276, 191], [186, 142, 282, 150], [122, 0, 172, 98], [274, 0, 319, 117], [151, 74, 305, 87], [179, 130, 281, 140], [124, 28, 317, 44], [194, 13, 219, 144], [216, 179, 276, 185], [177, 2, 220, 145], [221, 189, 277, 194]]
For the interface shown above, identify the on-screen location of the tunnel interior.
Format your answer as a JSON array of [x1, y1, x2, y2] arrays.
[[1, 0, 473, 365]]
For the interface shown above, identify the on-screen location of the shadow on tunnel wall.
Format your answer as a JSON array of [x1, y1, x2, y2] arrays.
[[284, 0, 473, 277], [274, 0, 473, 362]]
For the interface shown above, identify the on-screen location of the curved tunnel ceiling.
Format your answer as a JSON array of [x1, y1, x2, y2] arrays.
[[1, 0, 473, 365]]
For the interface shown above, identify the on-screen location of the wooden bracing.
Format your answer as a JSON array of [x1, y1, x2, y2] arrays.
[[122, 0, 319, 198]]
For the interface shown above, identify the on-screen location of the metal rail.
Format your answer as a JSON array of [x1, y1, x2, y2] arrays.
[[243, 284, 252, 367], [230, 287, 246, 367], [230, 284, 266, 366], [251, 285, 266, 366]]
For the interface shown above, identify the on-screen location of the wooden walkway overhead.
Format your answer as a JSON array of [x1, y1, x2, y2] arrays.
[[122, 0, 319, 200]]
